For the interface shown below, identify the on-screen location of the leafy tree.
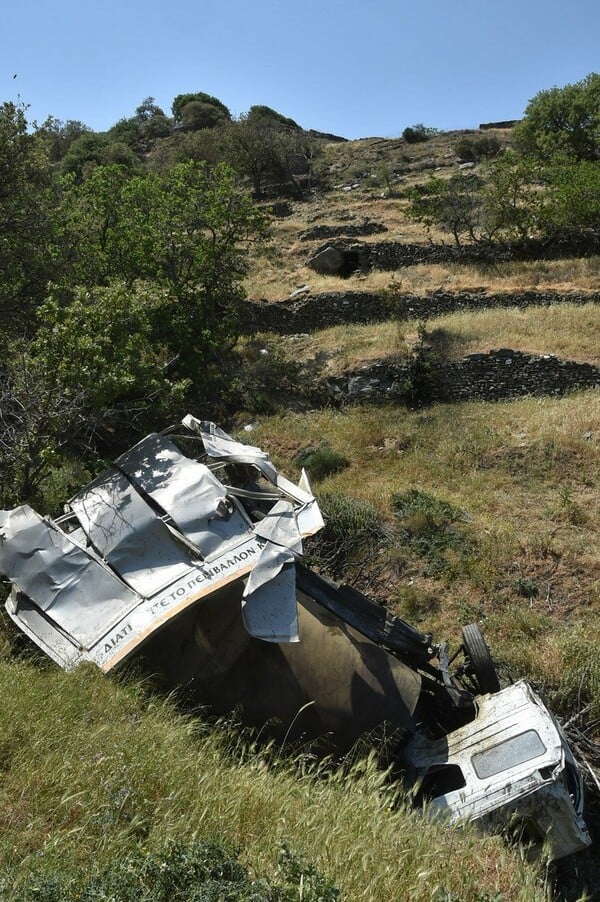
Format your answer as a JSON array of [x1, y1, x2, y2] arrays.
[[180, 100, 229, 131], [223, 115, 317, 196], [135, 96, 168, 124], [36, 116, 92, 163], [0, 101, 60, 330], [0, 281, 180, 505], [172, 92, 231, 125], [57, 163, 133, 288], [406, 172, 484, 246], [537, 159, 600, 240], [514, 72, 600, 161], [246, 104, 300, 129], [100, 140, 138, 168], [118, 161, 267, 375], [105, 116, 143, 147], [106, 98, 172, 154], [59, 160, 266, 378], [480, 152, 542, 241], [60, 131, 110, 179]]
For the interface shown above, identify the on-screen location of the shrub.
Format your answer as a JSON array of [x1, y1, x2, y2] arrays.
[[294, 445, 349, 481], [402, 124, 438, 143], [392, 489, 476, 578], [232, 341, 306, 415], [404, 325, 439, 407], [455, 135, 501, 162], [4, 838, 339, 901], [305, 491, 388, 578]]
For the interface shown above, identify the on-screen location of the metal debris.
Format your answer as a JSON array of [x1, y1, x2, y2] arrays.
[[0, 416, 592, 860]]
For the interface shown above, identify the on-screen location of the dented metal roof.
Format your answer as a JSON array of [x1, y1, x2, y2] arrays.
[[0, 417, 324, 669], [0, 414, 592, 862]]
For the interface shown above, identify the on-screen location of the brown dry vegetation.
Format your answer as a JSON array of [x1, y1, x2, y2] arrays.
[[239, 126, 600, 748], [260, 303, 600, 377], [246, 128, 600, 300]]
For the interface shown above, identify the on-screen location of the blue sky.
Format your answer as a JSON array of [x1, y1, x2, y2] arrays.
[[3, 0, 599, 139]]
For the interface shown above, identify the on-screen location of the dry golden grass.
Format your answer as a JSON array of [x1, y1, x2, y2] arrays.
[[269, 302, 600, 375], [248, 236, 600, 301], [247, 128, 600, 300], [426, 302, 600, 362]]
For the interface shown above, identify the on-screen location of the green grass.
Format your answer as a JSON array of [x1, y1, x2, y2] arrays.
[[246, 393, 600, 703], [0, 661, 543, 901]]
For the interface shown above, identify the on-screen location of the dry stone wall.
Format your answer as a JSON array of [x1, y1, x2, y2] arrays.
[[243, 290, 600, 335], [325, 350, 600, 406], [242, 289, 600, 407]]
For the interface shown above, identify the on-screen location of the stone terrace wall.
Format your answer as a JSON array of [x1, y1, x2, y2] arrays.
[[296, 237, 600, 275], [243, 290, 600, 335], [326, 349, 600, 406]]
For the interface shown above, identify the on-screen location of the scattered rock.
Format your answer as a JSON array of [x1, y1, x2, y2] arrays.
[[300, 221, 388, 242], [307, 246, 346, 275], [289, 285, 311, 299]]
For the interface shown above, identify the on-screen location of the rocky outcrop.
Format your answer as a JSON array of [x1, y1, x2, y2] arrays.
[[306, 244, 371, 276], [303, 238, 600, 274]]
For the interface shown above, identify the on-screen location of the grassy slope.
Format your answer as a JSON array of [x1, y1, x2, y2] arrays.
[[1, 127, 597, 898], [246, 129, 600, 301], [0, 661, 543, 900], [248, 396, 600, 712], [238, 127, 600, 893]]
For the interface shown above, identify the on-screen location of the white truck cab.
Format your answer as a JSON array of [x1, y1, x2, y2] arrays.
[[404, 680, 591, 860]]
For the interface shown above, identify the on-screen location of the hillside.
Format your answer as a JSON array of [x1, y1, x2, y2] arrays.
[[240, 126, 600, 695], [247, 127, 600, 300], [235, 124, 600, 894], [1, 94, 599, 899]]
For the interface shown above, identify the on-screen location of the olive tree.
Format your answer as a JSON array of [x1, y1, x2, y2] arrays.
[[514, 73, 600, 161], [406, 172, 484, 246], [0, 102, 59, 331]]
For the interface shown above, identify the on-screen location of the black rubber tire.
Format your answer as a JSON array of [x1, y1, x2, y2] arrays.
[[462, 623, 501, 694]]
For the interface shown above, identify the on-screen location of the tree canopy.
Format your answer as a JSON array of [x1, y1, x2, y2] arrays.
[[0, 97, 268, 505], [514, 72, 600, 161], [171, 92, 231, 126]]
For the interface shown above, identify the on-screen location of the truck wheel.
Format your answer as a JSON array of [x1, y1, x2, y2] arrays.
[[462, 623, 501, 694]]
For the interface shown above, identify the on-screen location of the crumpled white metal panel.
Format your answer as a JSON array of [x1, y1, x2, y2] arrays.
[[115, 432, 251, 559], [242, 560, 299, 643], [0, 505, 140, 647], [69, 468, 194, 596]]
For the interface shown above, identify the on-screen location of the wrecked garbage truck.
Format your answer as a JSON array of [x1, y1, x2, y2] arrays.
[[0, 416, 591, 860]]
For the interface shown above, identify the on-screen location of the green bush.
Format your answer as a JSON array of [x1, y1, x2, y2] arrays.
[[294, 445, 349, 481], [392, 489, 475, 578], [305, 491, 388, 578], [513, 72, 600, 161], [233, 341, 306, 415], [402, 124, 438, 143], [4, 839, 339, 901], [455, 135, 501, 162]]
